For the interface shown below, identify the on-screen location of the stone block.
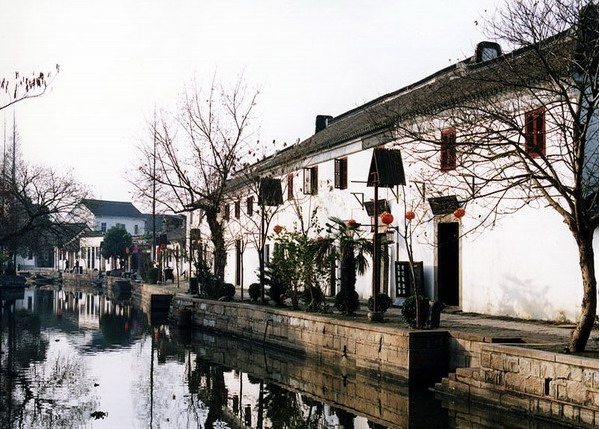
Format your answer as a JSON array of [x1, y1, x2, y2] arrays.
[[562, 404, 579, 422], [503, 355, 519, 372], [580, 407, 595, 425], [555, 363, 571, 379]]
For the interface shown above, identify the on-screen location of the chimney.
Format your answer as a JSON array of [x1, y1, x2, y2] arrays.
[[315, 115, 333, 133], [475, 41, 502, 63]]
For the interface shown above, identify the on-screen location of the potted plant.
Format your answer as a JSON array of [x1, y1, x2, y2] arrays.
[[314, 217, 373, 315], [367, 292, 393, 322]]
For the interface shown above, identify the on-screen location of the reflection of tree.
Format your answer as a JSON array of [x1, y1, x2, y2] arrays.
[[1, 305, 98, 429], [263, 384, 327, 429], [196, 359, 227, 429], [332, 406, 356, 429], [99, 313, 132, 346]]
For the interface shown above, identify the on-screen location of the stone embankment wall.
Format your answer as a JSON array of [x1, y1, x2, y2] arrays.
[[171, 296, 448, 383], [183, 330, 446, 428], [437, 343, 599, 427]]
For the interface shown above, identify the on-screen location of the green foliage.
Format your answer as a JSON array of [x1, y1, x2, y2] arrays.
[[368, 293, 393, 312], [402, 295, 430, 327], [301, 285, 326, 312], [334, 290, 360, 314], [266, 227, 329, 310], [101, 225, 132, 260], [315, 217, 373, 315], [220, 282, 236, 298], [146, 267, 159, 284], [248, 283, 261, 301]]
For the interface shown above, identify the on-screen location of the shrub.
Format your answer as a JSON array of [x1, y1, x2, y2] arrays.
[[367, 293, 393, 312], [203, 278, 222, 299], [146, 267, 159, 284], [267, 281, 288, 306], [334, 290, 360, 315], [220, 282, 236, 298], [301, 285, 326, 312], [248, 283, 261, 301], [401, 295, 430, 327]]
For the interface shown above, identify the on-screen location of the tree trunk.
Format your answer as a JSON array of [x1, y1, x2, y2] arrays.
[[569, 231, 597, 352], [205, 208, 226, 281]]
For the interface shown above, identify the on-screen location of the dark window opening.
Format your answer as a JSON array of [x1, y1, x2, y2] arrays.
[[234, 200, 241, 219], [440, 129, 457, 171], [287, 174, 294, 200], [303, 166, 318, 195], [246, 196, 254, 216], [224, 204, 230, 221], [525, 107, 546, 157], [334, 157, 348, 189]]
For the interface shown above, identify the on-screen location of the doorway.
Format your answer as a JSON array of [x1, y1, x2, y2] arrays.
[[437, 222, 460, 306]]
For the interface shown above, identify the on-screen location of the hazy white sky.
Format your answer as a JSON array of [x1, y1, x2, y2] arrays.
[[1, 0, 500, 203]]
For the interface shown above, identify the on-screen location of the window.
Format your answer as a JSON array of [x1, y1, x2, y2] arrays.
[[334, 157, 348, 189], [234, 200, 241, 219], [287, 174, 294, 200], [525, 107, 546, 157], [246, 196, 254, 216], [303, 166, 318, 195], [134, 224, 139, 235], [101, 222, 107, 233], [440, 129, 457, 171], [223, 204, 230, 221]]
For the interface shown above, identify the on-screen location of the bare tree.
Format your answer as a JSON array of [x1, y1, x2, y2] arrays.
[[133, 75, 259, 280], [0, 65, 59, 112], [0, 148, 88, 269], [388, 0, 599, 351]]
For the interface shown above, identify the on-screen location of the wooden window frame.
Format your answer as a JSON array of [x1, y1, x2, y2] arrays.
[[246, 196, 254, 216], [440, 129, 457, 171], [234, 200, 241, 219], [303, 166, 318, 195], [287, 174, 294, 200], [223, 204, 230, 221], [334, 157, 348, 189], [525, 107, 546, 158]]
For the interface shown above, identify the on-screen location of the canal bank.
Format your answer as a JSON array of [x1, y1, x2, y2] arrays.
[[135, 280, 598, 428]]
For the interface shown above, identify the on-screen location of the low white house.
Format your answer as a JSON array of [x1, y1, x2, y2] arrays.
[[190, 22, 599, 324], [57, 199, 147, 272]]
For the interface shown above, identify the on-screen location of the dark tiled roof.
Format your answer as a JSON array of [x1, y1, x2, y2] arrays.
[[234, 32, 573, 182], [82, 199, 144, 218]]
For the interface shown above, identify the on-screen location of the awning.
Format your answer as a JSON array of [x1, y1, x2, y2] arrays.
[[367, 148, 406, 188]]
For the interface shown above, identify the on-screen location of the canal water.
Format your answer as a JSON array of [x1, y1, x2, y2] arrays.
[[0, 287, 578, 429]]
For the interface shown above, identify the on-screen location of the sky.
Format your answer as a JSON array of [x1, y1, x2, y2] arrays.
[[1, 0, 500, 205]]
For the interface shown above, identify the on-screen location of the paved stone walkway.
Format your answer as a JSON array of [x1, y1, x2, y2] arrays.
[[148, 280, 592, 346]]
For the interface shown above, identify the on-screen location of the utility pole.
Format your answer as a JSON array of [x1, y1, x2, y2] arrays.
[[151, 108, 157, 264]]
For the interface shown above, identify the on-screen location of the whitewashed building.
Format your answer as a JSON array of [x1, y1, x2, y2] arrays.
[[190, 28, 599, 323], [57, 199, 147, 272]]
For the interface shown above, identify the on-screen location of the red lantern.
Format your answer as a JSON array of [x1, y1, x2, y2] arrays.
[[405, 211, 416, 220], [346, 219, 358, 228], [160, 243, 166, 250], [454, 208, 466, 219], [273, 225, 283, 233], [380, 212, 394, 225]]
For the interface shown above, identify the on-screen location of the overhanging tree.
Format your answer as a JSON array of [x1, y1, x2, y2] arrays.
[[389, 0, 599, 352]]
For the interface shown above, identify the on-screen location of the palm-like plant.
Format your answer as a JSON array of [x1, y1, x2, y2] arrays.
[[315, 217, 373, 315]]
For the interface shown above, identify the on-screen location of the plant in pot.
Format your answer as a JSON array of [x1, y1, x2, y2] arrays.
[[367, 292, 393, 322], [314, 217, 373, 316]]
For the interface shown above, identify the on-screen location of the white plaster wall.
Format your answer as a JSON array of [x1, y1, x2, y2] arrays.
[[462, 205, 585, 321], [92, 215, 146, 235]]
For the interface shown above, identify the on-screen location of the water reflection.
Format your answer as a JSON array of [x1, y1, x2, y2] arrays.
[[1, 287, 576, 429]]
